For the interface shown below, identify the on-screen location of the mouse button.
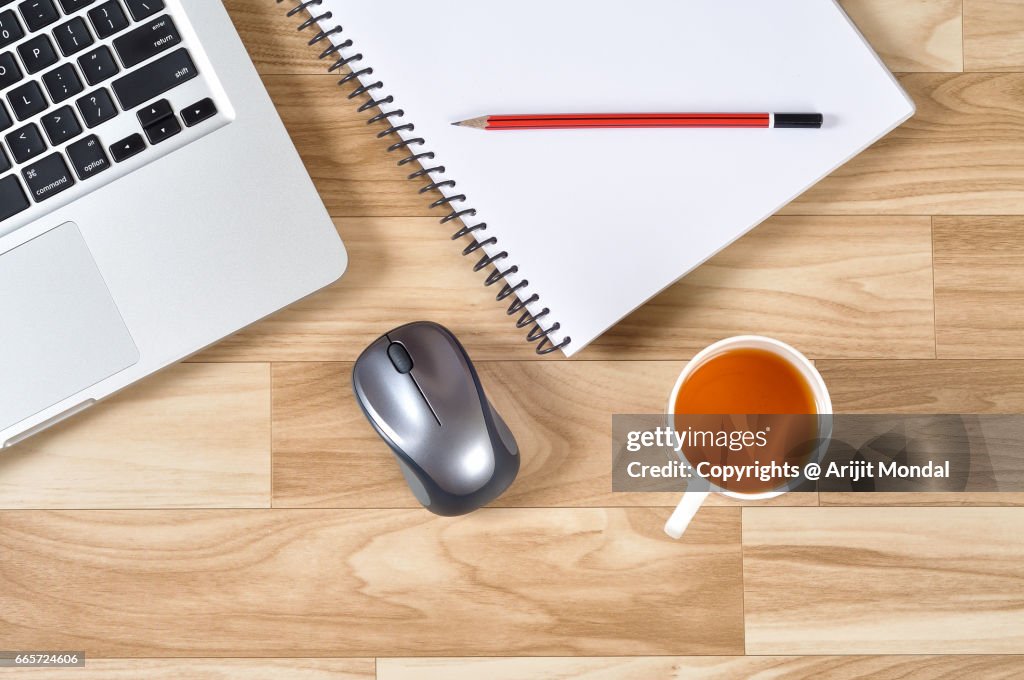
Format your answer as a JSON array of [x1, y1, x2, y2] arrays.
[[387, 342, 414, 374], [352, 343, 437, 450], [391, 324, 477, 411]]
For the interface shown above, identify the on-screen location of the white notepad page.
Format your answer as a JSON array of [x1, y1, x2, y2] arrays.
[[313, 0, 914, 356]]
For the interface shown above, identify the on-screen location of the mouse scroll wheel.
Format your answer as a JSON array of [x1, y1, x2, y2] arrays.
[[387, 342, 414, 374]]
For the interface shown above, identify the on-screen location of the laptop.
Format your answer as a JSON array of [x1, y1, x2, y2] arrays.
[[0, 0, 347, 446]]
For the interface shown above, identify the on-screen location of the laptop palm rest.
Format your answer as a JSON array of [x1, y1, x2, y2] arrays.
[[0, 223, 139, 435]]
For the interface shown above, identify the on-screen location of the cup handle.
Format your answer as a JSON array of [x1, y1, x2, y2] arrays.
[[664, 490, 709, 539]]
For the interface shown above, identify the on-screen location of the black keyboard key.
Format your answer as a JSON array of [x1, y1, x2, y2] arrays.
[[0, 100, 10, 130], [181, 97, 215, 127], [142, 111, 176, 143], [65, 132, 106, 178], [0, 145, 8, 172], [0, 174, 29, 219], [58, 0, 95, 13], [53, 15, 92, 56], [123, 0, 158, 21], [111, 47, 195, 111], [7, 79, 46, 119], [77, 44, 117, 84], [108, 131, 142, 161], [40, 104, 79, 143], [87, 0, 125, 39], [17, 33, 57, 73], [18, 0, 59, 32], [112, 13, 177, 68], [5, 121, 44, 162], [0, 10, 24, 49], [0, 50, 21, 88], [75, 86, 114, 126], [21, 151, 73, 201], [136, 96, 167, 126], [41, 61, 81, 101]]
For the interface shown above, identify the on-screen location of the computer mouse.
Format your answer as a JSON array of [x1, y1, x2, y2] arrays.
[[352, 321, 520, 516]]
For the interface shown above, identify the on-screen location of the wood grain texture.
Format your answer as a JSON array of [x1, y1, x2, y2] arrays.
[[0, 508, 743, 657], [271, 362, 816, 508], [0, 659, 373, 679], [265, 76, 432, 218], [585, 217, 934, 360], [198, 218, 527, 362], [840, 0, 963, 72], [198, 216, 933, 363], [744, 507, 1024, 654], [964, 0, 1024, 71], [0, 364, 270, 509], [785, 74, 1024, 215], [380, 656, 1024, 680], [818, 360, 1024, 507], [819, 360, 1024, 414], [225, 0, 324, 75], [934, 217, 1024, 359]]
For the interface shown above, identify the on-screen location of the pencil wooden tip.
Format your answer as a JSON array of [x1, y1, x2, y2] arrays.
[[452, 116, 490, 130]]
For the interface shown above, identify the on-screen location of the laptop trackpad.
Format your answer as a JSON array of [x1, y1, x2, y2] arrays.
[[0, 223, 139, 433]]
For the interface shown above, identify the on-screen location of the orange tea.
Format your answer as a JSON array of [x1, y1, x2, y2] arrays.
[[673, 347, 819, 494], [674, 348, 817, 415]]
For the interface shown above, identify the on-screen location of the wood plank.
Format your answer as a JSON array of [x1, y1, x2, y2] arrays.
[[0, 508, 743, 657], [744, 507, 1024, 654], [785, 74, 1024, 215], [225, 0, 326, 75], [585, 217, 933, 360], [840, 0, 963, 72], [271, 362, 816, 508], [199, 216, 933, 362], [819, 360, 1024, 414], [817, 359, 1024, 506], [265, 76, 432, 218], [964, 0, 1024, 72], [0, 659, 373, 679], [379, 656, 1024, 680], [0, 364, 270, 509], [934, 217, 1024, 359]]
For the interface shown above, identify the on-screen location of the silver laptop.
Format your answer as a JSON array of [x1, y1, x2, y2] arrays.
[[0, 0, 347, 446]]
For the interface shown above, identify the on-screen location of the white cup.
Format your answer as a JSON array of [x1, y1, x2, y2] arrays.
[[663, 335, 832, 539]]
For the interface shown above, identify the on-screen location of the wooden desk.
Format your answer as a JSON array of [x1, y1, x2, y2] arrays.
[[2, 1, 1024, 677]]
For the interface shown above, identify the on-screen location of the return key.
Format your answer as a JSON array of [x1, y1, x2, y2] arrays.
[[113, 15, 181, 68]]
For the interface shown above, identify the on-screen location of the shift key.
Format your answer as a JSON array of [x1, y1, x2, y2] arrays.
[[112, 48, 197, 111]]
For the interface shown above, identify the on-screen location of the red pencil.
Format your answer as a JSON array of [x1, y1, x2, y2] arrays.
[[453, 113, 823, 130]]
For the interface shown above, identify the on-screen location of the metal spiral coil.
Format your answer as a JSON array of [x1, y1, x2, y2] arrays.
[[278, 0, 571, 355]]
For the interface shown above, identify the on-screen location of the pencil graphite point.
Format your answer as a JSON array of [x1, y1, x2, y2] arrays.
[[452, 116, 490, 130]]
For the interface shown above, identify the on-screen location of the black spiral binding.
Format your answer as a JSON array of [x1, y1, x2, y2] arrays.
[[278, 0, 571, 355]]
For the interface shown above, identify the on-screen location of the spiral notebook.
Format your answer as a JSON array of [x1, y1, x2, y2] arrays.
[[280, 0, 914, 356]]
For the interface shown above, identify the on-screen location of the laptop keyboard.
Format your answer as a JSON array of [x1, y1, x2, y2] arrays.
[[0, 0, 230, 233]]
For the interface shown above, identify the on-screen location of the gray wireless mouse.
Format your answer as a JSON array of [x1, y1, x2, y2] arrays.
[[352, 321, 520, 516]]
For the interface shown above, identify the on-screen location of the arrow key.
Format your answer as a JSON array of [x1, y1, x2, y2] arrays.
[[143, 114, 180, 145], [181, 97, 216, 128], [109, 132, 144, 162]]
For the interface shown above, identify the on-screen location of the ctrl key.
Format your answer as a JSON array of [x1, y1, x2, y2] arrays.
[[0, 174, 31, 221], [68, 134, 111, 180], [22, 153, 76, 203]]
